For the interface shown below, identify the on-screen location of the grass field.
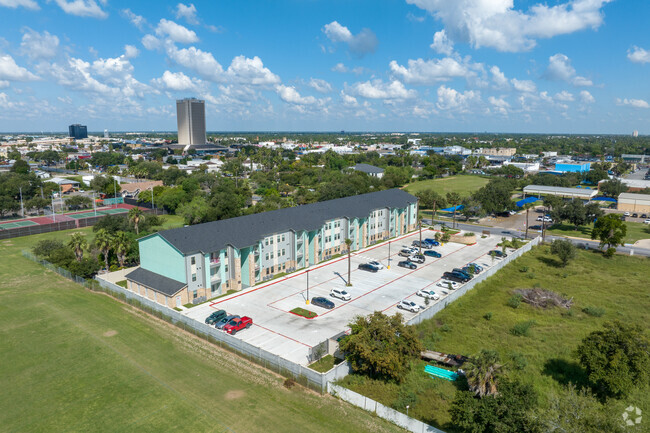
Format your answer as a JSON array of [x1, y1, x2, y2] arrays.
[[548, 221, 650, 243], [403, 175, 490, 197], [339, 245, 650, 431], [0, 228, 404, 433]]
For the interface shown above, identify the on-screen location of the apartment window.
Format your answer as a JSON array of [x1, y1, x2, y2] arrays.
[[191, 273, 197, 282], [281, 248, 286, 256], [193, 290, 197, 299], [224, 265, 228, 273], [191, 257, 196, 265], [210, 267, 218, 276], [270, 237, 274, 245], [265, 253, 269, 260], [281, 234, 285, 242], [277, 235, 281, 243], [270, 252, 274, 259], [224, 250, 228, 258], [265, 239, 269, 246]]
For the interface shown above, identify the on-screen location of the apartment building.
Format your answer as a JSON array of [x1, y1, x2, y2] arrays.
[[125, 189, 419, 308]]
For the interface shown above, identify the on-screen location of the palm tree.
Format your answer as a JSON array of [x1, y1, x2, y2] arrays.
[[464, 350, 502, 397], [68, 232, 87, 262], [94, 229, 113, 270], [128, 207, 145, 235], [112, 231, 130, 268], [345, 238, 353, 287], [523, 203, 534, 239], [446, 192, 461, 229]]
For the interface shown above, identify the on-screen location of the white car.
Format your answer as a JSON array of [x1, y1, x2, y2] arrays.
[[417, 289, 440, 300], [330, 288, 351, 301], [367, 261, 384, 270], [644, 219, 650, 225], [436, 280, 460, 290], [536, 216, 553, 222], [624, 211, 630, 217], [397, 300, 420, 313]]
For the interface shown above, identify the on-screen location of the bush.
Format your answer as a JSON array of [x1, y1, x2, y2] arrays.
[[604, 247, 616, 258], [582, 306, 605, 317], [519, 266, 529, 273], [483, 312, 493, 321], [507, 294, 522, 309], [32, 239, 66, 258], [511, 320, 535, 337], [463, 232, 475, 237], [509, 352, 528, 370]]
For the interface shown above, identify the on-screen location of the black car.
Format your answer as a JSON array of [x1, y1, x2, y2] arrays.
[[205, 309, 227, 325], [489, 250, 507, 258], [449, 271, 471, 282], [642, 214, 648, 219], [358, 263, 379, 272], [311, 296, 335, 309], [398, 260, 417, 270], [442, 272, 465, 283], [453, 268, 473, 279], [632, 213, 638, 218], [424, 250, 442, 258]]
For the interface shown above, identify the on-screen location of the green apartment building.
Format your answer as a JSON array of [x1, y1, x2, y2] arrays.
[[125, 189, 418, 308]]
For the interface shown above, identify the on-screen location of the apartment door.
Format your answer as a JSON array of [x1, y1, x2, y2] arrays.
[[176, 296, 181, 308]]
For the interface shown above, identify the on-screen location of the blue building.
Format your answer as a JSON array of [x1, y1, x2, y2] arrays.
[[68, 124, 88, 139], [554, 162, 591, 173]]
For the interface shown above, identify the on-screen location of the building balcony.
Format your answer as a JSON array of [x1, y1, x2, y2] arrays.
[[210, 258, 221, 267]]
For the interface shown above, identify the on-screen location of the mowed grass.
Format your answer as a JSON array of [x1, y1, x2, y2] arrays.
[[0, 231, 404, 433], [339, 245, 650, 431], [404, 175, 490, 197], [548, 221, 650, 243]]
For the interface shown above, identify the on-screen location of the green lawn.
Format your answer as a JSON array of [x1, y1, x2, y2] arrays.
[[339, 245, 650, 431], [0, 231, 404, 433], [548, 221, 650, 243], [404, 175, 490, 197]]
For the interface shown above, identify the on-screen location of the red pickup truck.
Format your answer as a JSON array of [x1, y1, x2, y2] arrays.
[[224, 316, 253, 335]]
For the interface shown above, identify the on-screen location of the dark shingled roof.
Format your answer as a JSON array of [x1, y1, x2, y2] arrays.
[[125, 267, 186, 296], [352, 163, 385, 174], [155, 188, 417, 255]]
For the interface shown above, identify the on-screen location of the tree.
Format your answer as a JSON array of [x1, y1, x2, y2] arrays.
[[599, 179, 627, 198], [0, 196, 19, 217], [474, 179, 515, 215], [591, 214, 627, 250], [345, 238, 353, 287], [576, 321, 650, 398], [339, 311, 423, 382], [464, 350, 503, 397], [446, 192, 461, 229], [90, 175, 118, 197], [94, 229, 113, 270], [176, 196, 210, 225], [550, 239, 576, 267], [68, 232, 88, 262], [157, 187, 188, 212], [25, 197, 49, 215], [112, 231, 131, 268], [65, 195, 92, 210], [11, 159, 30, 175], [128, 207, 145, 234]]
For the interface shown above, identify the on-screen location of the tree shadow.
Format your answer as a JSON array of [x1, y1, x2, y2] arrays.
[[542, 358, 591, 389], [537, 256, 562, 268]]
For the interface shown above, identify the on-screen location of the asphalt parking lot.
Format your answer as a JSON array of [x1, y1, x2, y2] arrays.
[[184, 229, 509, 366]]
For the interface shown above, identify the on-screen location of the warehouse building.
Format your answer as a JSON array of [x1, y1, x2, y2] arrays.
[[617, 193, 650, 214], [125, 189, 419, 308], [522, 185, 598, 200]]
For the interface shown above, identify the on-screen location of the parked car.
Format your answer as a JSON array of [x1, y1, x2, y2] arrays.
[[624, 211, 630, 217], [330, 288, 351, 301], [397, 300, 420, 313], [216, 314, 240, 330], [398, 260, 417, 270], [644, 219, 650, 225], [467, 263, 484, 273], [489, 250, 508, 258], [424, 238, 440, 246], [641, 214, 647, 219], [409, 254, 425, 264], [529, 225, 542, 230], [436, 280, 460, 290], [358, 263, 379, 272], [412, 240, 432, 250], [205, 309, 227, 325], [449, 270, 472, 282], [417, 289, 440, 300], [367, 260, 384, 270], [424, 250, 442, 258], [311, 296, 335, 309], [223, 316, 253, 335], [536, 216, 553, 223], [453, 268, 473, 280], [399, 248, 414, 257], [632, 213, 638, 218], [442, 272, 465, 283], [462, 265, 481, 275]]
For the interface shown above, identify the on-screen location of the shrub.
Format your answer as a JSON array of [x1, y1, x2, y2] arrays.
[[519, 266, 529, 273], [464, 232, 475, 237], [509, 352, 528, 370], [604, 247, 616, 258], [283, 378, 296, 389], [440, 323, 452, 333], [526, 273, 536, 279], [511, 320, 535, 337], [582, 306, 605, 317], [483, 312, 493, 321], [507, 294, 522, 309]]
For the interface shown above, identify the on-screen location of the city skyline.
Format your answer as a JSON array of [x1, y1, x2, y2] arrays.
[[0, 0, 649, 134]]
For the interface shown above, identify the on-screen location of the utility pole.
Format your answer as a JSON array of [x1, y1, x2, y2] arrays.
[[151, 188, 155, 214], [93, 192, 97, 216], [387, 240, 391, 269], [19, 187, 24, 218], [306, 269, 310, 305], [51, 193, 56, 222], [113, 178, 117, 208]]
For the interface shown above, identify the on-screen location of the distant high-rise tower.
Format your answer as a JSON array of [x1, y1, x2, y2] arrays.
[[633, 130, 639, 137], [104, 129, 109, 138], [68, 124, 88, 139], [176, 98, 206, 148]]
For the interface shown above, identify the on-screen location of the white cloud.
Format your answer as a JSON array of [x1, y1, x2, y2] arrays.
[[352, 79, 417, 100], [323, 21, 378, 57], [554, 90, 574, 102], [309, 78, 332, 93], [225, 55, 280, 85], [340, 90, 358, 106], [165, 44, 223, 81], [490, 66, 509, 88], [0, 54, 38, 81], [54, 0, 107, 19], [152, 70, 201, 91], [0, 0, 39, 10], [156, 19, 199, 44], [616, 98, 649, 109], [544, 53, 592, 86], [142, 34, 161, 50], [276, 84, 317, 105], [511, 78, 537, 93], [579, 90, 595, 104], [436, 85, 479, 111], [124, 45, 139, 59], [20, 29, 59, 60], [488, 95, 510, 115], [332, 63, 348, 73], [430, 30, 453, 55], [627, 46, 650, 64], [389, 57, 479, 85], [407, 0, 612, 52], [175, 3, 198, 25], [0, 80, 9, 88], [121, 9, 147, 30]]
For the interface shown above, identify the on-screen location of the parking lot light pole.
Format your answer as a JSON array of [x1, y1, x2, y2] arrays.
[[387, 241, 391, 269], [305, 269, 310, 305]]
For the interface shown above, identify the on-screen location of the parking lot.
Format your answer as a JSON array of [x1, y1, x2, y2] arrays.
[[184, 229, 510, 366]]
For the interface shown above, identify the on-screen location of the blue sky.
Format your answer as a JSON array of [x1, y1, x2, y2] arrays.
[[0, 0, 649, 134]]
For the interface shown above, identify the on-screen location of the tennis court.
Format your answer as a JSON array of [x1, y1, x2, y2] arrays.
[[67, 208, 128, 219], [0, 220, 39, 230]]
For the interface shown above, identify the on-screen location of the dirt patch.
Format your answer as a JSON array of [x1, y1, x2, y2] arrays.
[[103, 330, 118, 337], [224, 390, 245, 400]]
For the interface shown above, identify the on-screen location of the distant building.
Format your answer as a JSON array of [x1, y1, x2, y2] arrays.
[[542, 151, 558, 158], [350, 163, 385, 178], [407, 138, 422, 146], [554, 162, 591, 173], [633, 130, 639, 137], [68, 124, 88, 139], [503, 161, 539, 173], [176, 98, 206, 148], [621, 154, 649, 164], [104, 129, 109, 138], [477, 147, 516, 157], [617, 193, 650, 214], [523, 185, 597, 200]]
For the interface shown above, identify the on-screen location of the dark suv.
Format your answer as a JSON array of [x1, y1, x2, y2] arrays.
[[452, 268, 473, 280], [442, 272, 465, 283], [205, 309, 227, 325]]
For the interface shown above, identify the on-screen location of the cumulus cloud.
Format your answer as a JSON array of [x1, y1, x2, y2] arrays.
[[340, 90, 358, 106], [488, 95, 510, 115], [0, 54, 39, 81], [554, 90, 574, 102], [544, 53, 592, 86], [511, 78, 537, 93], [156, 19, 199, 44], [430, 30, 453, 55], [54, 0, 107, 19], [225, 55, 280, 85], [20, 29, 59, 60], [616, 98, 649, 109], [152, 70, 201, 91], [323, 21, 378, 57], [407, 0, 612, 52], [490, 66, 509, 88], [351, 79, 417, 100], [389, 57, 480, 85], [121, 9, 147, 30], [165, 44, 223, 81], [309, 78, 332, 93], [331, 62, 366, 75], [579, 90, 595, 104], [436, 85, 479, 111], [627, 46, 650, 64], [0, 0, 39, 10], [142, 34, 161, 50], [276, 84, 317, 105], [175, 3, 198, 25]]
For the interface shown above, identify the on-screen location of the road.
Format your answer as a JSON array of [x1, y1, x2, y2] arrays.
[[424, 219, 650, 258]]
